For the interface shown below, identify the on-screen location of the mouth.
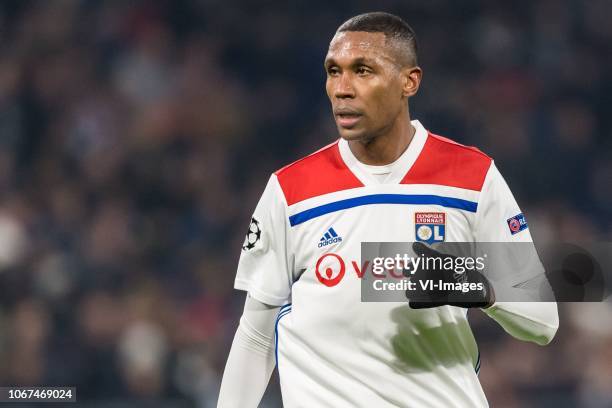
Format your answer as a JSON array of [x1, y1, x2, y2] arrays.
[[334, 108, 363, 129]]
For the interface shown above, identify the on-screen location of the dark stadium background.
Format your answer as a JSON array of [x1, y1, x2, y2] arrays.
[[0, 1, 610, 407]]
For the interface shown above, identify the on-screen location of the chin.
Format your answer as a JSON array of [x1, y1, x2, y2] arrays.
[[337, 127, 368, 142]]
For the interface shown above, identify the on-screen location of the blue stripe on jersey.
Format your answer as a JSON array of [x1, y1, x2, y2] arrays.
[[288, 194, 478, 226], [275, 304, 292, 367], [329, 227, 338, 237]]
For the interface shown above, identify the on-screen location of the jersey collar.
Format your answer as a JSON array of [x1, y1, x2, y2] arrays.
[[338, 119, 428, 186]]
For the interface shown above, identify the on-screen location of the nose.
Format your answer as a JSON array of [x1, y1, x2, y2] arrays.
[[334, 73, 355, 99]]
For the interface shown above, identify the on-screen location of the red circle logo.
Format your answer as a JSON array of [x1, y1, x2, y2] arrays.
[[315, 253, 345, 287], [509, 219, 520, 232]]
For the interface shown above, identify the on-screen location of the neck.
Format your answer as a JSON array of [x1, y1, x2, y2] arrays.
[[347, 113, 415, 165]]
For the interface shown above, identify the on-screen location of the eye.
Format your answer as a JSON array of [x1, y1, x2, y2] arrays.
[[326, 66, 340, 76], [356, 66, 372, 76]]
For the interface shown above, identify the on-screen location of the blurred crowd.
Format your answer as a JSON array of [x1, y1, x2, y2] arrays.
[[0, 0, 610, 407]]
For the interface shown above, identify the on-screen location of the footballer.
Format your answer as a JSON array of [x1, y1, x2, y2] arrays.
[[218, 12, 558, 408]]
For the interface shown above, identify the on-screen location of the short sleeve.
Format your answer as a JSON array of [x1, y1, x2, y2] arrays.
[[475, 162, 543, 286], [475, 162, 533, 242], [234, 174, 292, 306]]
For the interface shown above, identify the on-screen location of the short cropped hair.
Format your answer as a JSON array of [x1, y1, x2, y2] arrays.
[[337, 12, 418, 67]]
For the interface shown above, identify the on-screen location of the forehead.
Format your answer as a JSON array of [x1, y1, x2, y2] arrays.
[[326, 31, 396, 64]]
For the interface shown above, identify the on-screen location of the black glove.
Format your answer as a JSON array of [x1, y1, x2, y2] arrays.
[[404, 242, 495, 309]]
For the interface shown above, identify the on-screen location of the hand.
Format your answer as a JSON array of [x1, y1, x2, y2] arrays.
[[404, 242, 495, 309]]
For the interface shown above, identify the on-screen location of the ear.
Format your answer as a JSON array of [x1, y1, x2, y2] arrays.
[[401, 66, 422, 98]]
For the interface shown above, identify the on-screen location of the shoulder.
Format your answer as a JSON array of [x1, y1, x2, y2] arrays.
[[274, 140, 362, 206], [402, 131, 493, 192]]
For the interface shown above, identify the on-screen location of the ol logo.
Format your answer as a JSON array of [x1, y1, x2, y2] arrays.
[[315, 253, 345, 287], [415, 212, 445, 244]]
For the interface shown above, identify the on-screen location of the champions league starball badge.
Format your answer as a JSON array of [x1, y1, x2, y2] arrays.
[[242, 217, 262, 250], [415, 212, 446, 244]]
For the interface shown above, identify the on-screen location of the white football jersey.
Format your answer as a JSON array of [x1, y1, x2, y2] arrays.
[[235, 120, 536, 408]]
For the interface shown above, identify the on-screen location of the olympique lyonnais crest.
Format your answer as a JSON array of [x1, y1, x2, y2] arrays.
[[415, 212, 446, 244]]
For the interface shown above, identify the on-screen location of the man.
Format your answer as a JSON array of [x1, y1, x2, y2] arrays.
[[218, 12, 558, 407]]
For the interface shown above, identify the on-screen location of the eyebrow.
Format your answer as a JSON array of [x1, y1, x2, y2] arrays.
[[324, 56, 378, 68]]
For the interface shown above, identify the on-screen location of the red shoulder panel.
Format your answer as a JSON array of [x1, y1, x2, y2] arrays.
[[401, 132, 492, 191], [275, 141, 363, 206]]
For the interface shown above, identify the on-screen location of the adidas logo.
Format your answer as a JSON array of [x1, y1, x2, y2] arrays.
[[318, 227, 342, 248]]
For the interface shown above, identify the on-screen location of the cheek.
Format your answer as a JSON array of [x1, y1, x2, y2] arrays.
[[368, 85, 400, 119], [325, 78, 335, 99]]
